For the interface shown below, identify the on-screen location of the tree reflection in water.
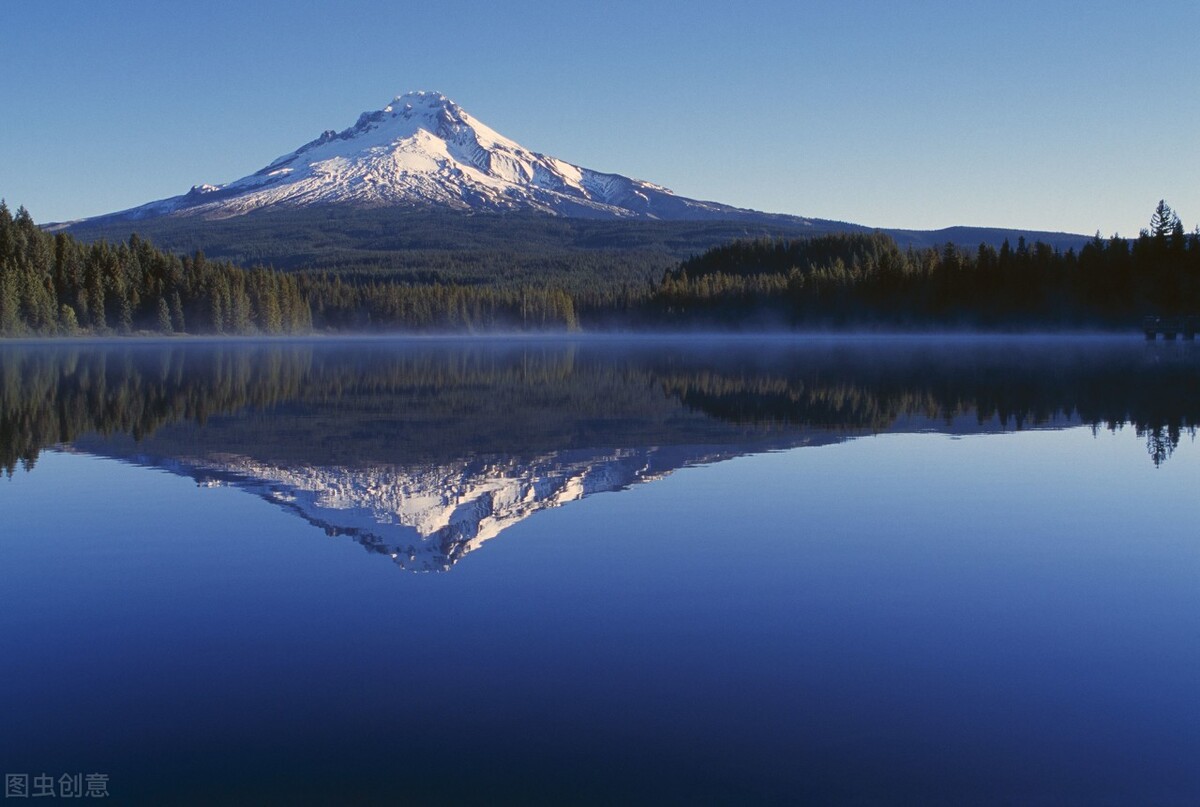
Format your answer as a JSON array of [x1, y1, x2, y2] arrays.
[[1, 337, 1197, 477]]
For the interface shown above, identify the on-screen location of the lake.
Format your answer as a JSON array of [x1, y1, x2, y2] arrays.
[[1, 336, 1198, 805]]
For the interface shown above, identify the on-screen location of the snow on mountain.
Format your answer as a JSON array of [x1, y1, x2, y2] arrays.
[[92, 91, 803, 224], [96, 445, 750, 572]]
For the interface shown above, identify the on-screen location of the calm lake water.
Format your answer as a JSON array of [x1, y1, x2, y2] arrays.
[[1, 336, 1198, 805]]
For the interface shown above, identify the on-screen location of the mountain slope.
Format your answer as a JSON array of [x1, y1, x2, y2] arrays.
[[51, 90, 1092, 277], [70, 91, 833, 226]]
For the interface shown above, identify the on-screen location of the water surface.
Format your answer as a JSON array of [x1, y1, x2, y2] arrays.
[[1, 337, 1198, 805]]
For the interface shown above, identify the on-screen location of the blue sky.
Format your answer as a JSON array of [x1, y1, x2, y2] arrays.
[[2, 0, 1196, 235]]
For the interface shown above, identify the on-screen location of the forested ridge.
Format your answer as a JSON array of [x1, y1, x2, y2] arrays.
[[0, 202, 580, 334], [0, 202, 311, 335], [58, 205, 1091, 282], [646, 201, 1200, 328], [2, 199, 1197, 335]]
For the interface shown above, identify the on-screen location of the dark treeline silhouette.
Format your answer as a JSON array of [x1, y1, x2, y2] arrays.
[[0, 203, 313, 336], [4, 200, 1197, 333], [1, 202, 585, 334], [12, 203, 575, 336], [641, 201, 1200, 328], [2, 340, 1197, 474], [299, 276, 579, 331]]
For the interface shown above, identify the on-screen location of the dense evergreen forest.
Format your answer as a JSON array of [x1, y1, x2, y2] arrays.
[[645, 201, 1200, 329], [2, 199, 1197, 334], [0, 202, 580, 334], [58, 205, 1091, 284], [0, 202, 311, 335]]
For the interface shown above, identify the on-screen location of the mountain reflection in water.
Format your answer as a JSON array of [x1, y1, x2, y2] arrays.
[[2, 337, 1197, 570]]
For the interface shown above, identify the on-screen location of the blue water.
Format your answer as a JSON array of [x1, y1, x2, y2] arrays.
[[1, 339, 1198, 805]]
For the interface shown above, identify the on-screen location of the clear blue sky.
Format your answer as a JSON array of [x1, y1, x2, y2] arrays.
[[2, 0, 1196, 235]]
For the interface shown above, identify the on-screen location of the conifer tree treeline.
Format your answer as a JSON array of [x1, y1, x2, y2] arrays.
[[0, 202, 581, 334], [299, 276, 579, 332], [3, 199, 1198, 334], [0, 202, 312, 336], [643, 203, 1200, 328]]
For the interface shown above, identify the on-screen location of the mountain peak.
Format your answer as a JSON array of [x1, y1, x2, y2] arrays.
[[380, 90, 465, 125], [73, 91, 772, 224], [290, 90, 472, 156], [387, 89, 455, 109]]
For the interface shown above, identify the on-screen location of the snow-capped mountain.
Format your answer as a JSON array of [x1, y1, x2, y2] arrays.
[[73, 444, 764, 572], [54, 90, 1094, 251], [89, 91, 814, 224]]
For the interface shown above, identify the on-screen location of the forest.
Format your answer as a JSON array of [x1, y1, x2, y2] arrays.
[[0, 202, 311, 335], [1, 199, 1197, 335], [0, 202, 579, 334], [58, 204, 1091, 283], [640, 201, 1200, 329]]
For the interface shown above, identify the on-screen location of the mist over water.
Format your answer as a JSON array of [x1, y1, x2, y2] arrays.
[[1, 336, 1198, 804]]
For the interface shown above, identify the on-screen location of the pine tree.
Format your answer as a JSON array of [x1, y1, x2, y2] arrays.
[[209, 285, 225, 334], [0, 263, 21, 335], [157, 296, 173, 333], [170, 291, 186, 333], [59, 304, 79, 334], [1150, 200, 1180, 239]]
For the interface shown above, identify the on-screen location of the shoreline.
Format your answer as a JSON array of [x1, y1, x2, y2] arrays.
[[0, 329, 1169, 346]]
